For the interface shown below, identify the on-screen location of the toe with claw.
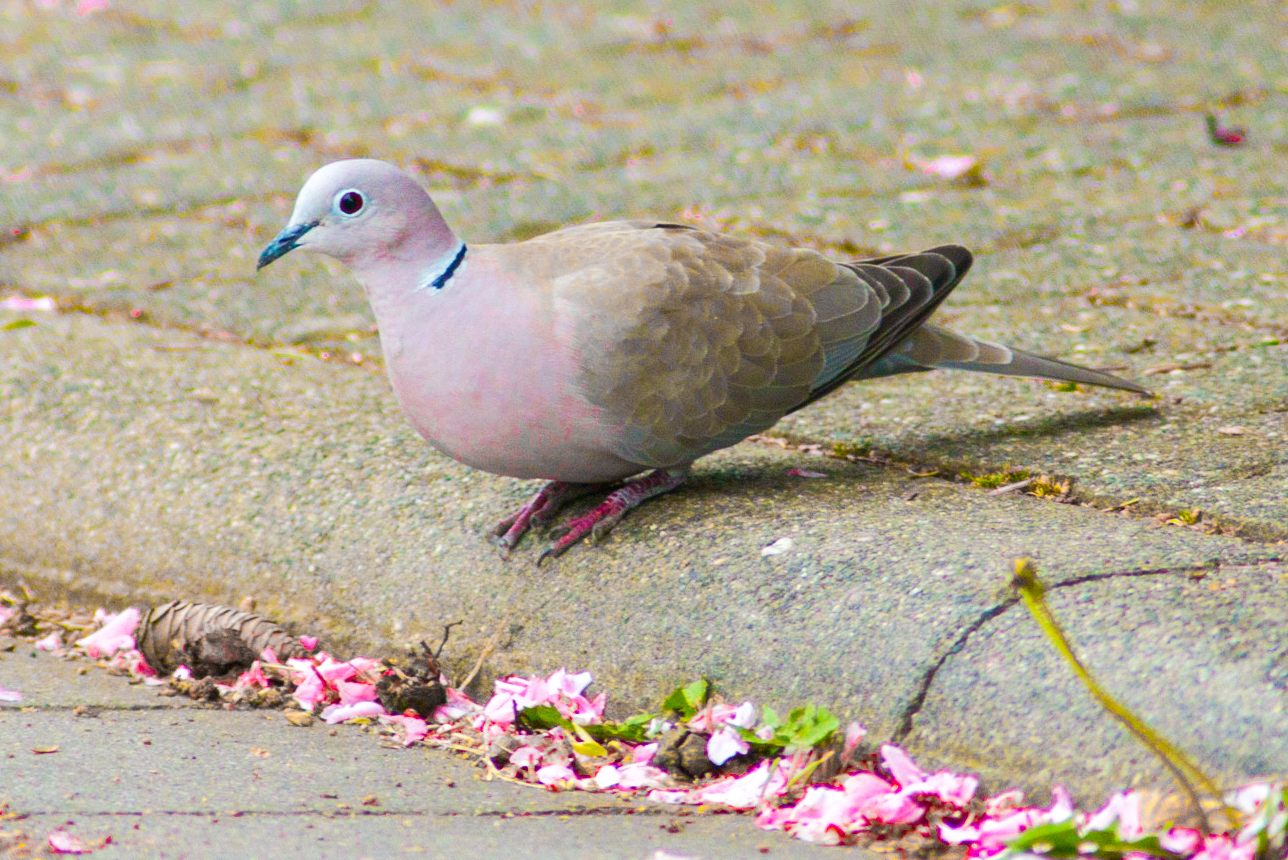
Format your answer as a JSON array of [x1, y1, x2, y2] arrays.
[[537, 467, 689, 564], [492, 480, 609, 553]]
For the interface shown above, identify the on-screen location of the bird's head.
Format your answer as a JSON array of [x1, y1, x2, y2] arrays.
[[257, 159, 457, 275]]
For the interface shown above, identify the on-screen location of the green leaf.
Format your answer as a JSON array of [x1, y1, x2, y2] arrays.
[[1004, 820, 1082, 855], [619, 712, 656, 729], [760, 705, 781, 730], [791, 708, 840, 749], [3, 319, 36, 331], [1003, 822, 1181, 860], [661, 679, 708, 718], [767, 704, 840, 752], [572, 739, 608, 757], [517, 704, 572, 732]]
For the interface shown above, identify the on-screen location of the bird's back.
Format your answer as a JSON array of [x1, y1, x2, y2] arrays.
[[492, 221, 968, 472]]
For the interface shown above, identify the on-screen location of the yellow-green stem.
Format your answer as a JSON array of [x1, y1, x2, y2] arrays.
[[1011, 558, 1234, 830]]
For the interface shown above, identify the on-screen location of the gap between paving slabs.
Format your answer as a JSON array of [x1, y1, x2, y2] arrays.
[[744, 429, 1288, 546], [3, 297, 1276, 564], [5, 284, 1280, 547], [10, 286, 1287, 548]]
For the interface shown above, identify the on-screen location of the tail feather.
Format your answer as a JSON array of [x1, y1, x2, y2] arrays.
[[902, 324, 1151, 395]]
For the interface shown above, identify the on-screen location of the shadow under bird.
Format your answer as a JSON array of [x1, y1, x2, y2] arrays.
[[258, 159, 1149, 561]]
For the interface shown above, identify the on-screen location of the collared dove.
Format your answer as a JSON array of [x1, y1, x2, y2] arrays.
[[259, 159, 1148, 560]]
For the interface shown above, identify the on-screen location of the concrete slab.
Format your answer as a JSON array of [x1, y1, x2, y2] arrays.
[[0, 635, 183, 711], [904, 560, 1288, 803], [0, 653, 852, 860]]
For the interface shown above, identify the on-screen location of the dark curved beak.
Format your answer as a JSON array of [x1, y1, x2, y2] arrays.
[[257, 220, 317, 270]]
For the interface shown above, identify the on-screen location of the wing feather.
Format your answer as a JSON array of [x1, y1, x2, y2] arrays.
[[545, 226, 1118, 468]]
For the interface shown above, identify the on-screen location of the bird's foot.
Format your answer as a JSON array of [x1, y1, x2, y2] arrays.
[[538, 468, 688, 564], [493, 480, 611, 552]]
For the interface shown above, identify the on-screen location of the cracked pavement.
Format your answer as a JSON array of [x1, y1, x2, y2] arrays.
[[1, 0, 1287, 855]]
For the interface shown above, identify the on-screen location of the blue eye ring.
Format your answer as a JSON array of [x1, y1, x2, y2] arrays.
[[335, 189, 365, 216]]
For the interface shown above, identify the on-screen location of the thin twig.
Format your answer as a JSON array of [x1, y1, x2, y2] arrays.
[[988, 478, 1035, 496], [984, 476, 1035, 496], [457, 621, 506, 691], [435, 620, 463, 661]]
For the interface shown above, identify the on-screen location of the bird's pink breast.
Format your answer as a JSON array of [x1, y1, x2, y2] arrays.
[[376, 260, 642, 483]]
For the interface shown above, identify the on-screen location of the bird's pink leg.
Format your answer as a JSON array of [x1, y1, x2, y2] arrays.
[[539, 468, 689, 564], [493, 480, 611, 552]]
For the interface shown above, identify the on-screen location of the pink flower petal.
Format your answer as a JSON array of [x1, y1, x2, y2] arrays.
[[694, 760, 787, 809], [508, 745, 545, 769], [523, 676, 552, 706], [75, 607, 141, 658], [285, 657, 315, 676], [320, 701, 386, 724], [107, 648, 156, 679], [536, 764, 576, 786], [493, 676, 527, 695], [547, 668, 592, 697], [292, 672, 326, 709], [432, 686, 477, 722], [47, 830, 92, 854], [1047, 784, 1076, 823], [35, 632, 63, 651], [233, 662, 270, 689], [259, 647, 279, 664], [315, 657, 358, 684], [631, 742, 658, 765], [860, 789, 925, 825], [880, 744, 927, 788], [335, 679, 378, 705], [707, 727, 750, 766], [905, 770, 979, 808], [843, 721, 867, 756], [1085, 790, 1143, 839], [347, 657, 383, 674], [2, 296, 56, 312], [616, 763, 670, 789], [401, 718, 429, 745], [1161, 827, 1204, 855], [381, 715, 429, 746], [1193, 834, 1258, 860], [787, 468, 827, 478], [0, 685, 23, 703], [839, 772, 896, 805], [593, 765, 621, 789], [482, 691, 520, 724], [757, 784, 859, 844], [587, 691, 607, 717], [298, 635, 318, 651], [729, 702, 757, 727], [919, 154, 978, 180]]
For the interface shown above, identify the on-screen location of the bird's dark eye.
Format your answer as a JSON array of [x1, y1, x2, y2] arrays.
[[336, 190, 364, 215]]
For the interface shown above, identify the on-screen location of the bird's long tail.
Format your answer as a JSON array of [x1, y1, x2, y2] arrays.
[[896, 324, 1151, 394]]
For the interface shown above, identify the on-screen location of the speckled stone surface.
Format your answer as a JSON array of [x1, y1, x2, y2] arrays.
[[1, 0, 1286, 834]]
